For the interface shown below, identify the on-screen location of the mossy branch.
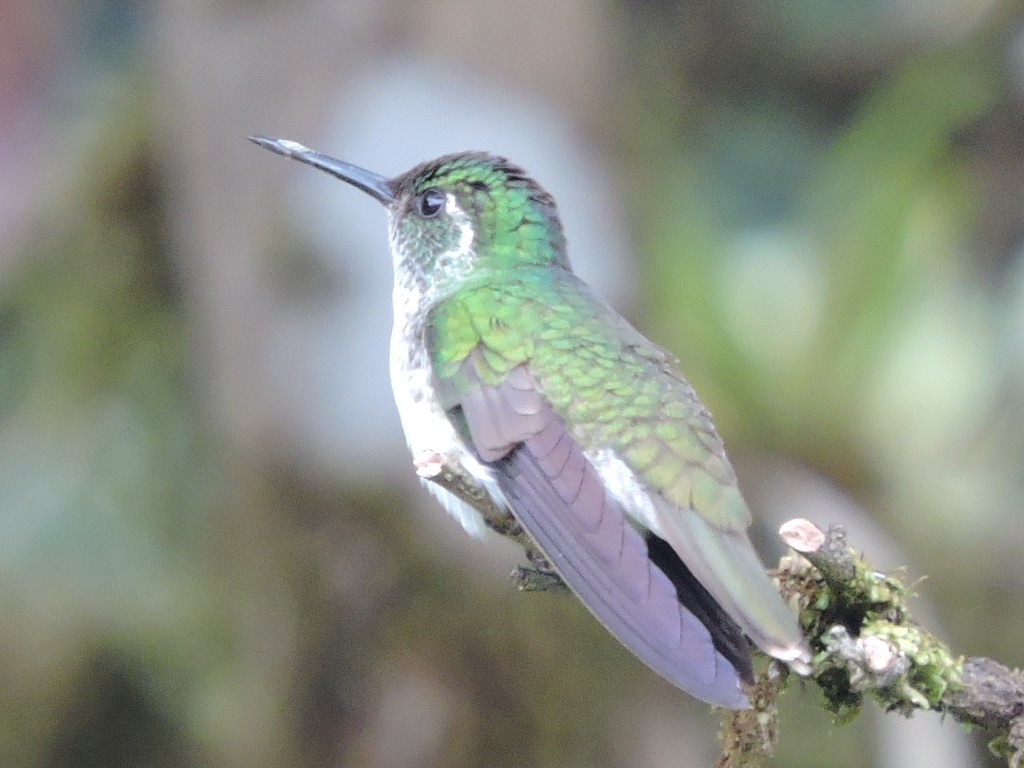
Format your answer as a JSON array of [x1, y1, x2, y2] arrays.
[[721, 519, 1024, 768], [418, 456, 1023, 766]]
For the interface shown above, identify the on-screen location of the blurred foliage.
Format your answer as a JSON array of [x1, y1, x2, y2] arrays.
[[1, 1, 1022, 767], [643, 37, 1001, 481], [0, 108, 216, 767]]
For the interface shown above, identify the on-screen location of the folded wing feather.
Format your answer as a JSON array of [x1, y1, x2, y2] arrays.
[[452, 357, 749, 708]]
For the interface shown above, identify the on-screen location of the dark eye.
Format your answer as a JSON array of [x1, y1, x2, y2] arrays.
[[417, 188, 446, 218]]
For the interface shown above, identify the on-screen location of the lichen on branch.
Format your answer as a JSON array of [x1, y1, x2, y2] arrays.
[[762, 519, 1024, 767]]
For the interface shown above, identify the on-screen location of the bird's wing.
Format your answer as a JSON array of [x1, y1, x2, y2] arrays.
[[603, 351, 809, 663], [592, 349, 808, 661], [439, 350, 749, 708], [513, 283, 808, 665]]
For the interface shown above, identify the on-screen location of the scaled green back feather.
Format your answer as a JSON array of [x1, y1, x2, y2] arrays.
[[429, 270, 752, 532]]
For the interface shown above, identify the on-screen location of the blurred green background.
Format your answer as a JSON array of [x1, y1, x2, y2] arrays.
[[1, 1, 1022, 767]]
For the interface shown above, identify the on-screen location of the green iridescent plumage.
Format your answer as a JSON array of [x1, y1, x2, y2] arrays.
[[250, 136, 809, 708], [396, 152, 568, 272], [429, 272, 752, 532]]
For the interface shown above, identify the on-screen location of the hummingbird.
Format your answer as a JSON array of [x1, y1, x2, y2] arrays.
[[250, 135, 810, 708]]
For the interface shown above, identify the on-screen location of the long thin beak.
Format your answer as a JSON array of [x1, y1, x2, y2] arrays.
[[248, 135, 396, 205]]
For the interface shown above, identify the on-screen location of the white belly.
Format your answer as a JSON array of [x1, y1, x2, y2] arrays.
[[388, 321, 498, 537]]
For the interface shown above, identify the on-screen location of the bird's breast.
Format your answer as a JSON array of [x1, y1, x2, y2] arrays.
[[388, 295, 499, 537]]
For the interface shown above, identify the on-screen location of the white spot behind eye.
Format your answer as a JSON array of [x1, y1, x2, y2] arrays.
[[447, 193, 474, 256]]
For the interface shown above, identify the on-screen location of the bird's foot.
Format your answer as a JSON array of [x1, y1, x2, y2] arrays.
[[511, 564, 568, 593], [414, 449, 566, 592]]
